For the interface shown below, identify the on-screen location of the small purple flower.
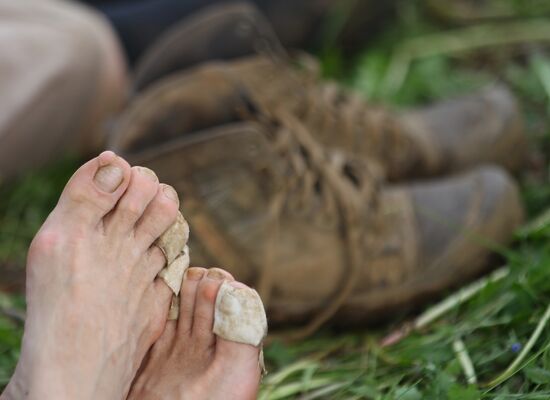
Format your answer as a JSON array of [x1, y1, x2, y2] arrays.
[[511, 343, 522, 353]]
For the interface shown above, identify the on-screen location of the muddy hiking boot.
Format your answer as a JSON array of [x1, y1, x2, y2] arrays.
[[131, 1, 395, 92], [108, 2, 526, 337], [117, 56, 528, 183], [128, 2, 528, 181], [110, 72, 524, 339]]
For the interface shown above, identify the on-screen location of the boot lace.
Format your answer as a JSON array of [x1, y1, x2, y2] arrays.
[[239, 93, 384, 341], [235, 54, 416, 180]]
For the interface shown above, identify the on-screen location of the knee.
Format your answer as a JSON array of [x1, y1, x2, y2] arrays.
[[39, 0, 128, 113], [0, 1, 128, 179]]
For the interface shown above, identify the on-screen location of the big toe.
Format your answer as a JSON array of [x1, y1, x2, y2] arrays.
[[215, 282, 263, 363], [214, 281, 263, 399], [215, 337, 262, 380], [215, 337, 262, 399], [52, 151, 131, 226]]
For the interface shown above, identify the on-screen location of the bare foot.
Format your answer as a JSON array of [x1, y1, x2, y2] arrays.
[[1, 151, 180, 400], [128, 267, 262, 400]]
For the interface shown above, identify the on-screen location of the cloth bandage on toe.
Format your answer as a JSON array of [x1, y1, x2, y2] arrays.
[[152, 194, 269, 365], [155, 212, 189, 264], [213, 281, 268, 373], [158, 246, 190, 294], [167, 296, 180, 320], [155, 211, 190, 320], [213, 281, 268, 346]]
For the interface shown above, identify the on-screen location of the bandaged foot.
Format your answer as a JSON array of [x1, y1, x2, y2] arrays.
[[152, 191, 268, 372], [128, 268, 264, 400]]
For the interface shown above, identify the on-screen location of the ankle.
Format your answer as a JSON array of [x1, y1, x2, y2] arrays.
[[2, 370, 29, 400], [2, 359, 81, 400]]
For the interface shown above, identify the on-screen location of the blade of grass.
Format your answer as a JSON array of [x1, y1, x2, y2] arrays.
[[453, 338, 477, 384], [517, 206, 550, 238], [383, 20, 550, 93], [487, 302, 550, 388], [381, 266, 510, 346]]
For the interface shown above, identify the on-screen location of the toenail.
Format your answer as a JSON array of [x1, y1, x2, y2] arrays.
[[207, 269, 227, 280], [186, 267, 205, 281], [93, 164, 124, 193], [229, 281, 248, 289], [162, 184, 179, 203], [135, 166, 158, 182]]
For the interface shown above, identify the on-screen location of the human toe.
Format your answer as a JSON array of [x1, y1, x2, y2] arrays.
[[134, 183, 180, 252], [176, 267, 207, 335], [191, 268, 233, 346], [53, 151, 131, 226], [103, 165, 159, 234]]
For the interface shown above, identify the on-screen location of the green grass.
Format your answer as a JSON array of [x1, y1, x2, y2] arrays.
[[257, 2, 550, 398], [0, 156, 79, 266], [260, 230, 550, 399], [1, 0, 550, 398]]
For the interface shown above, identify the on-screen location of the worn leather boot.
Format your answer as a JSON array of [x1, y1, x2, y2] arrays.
[[126, 1, 527, 181], [111, 94, 524, 337], [114, 55, 526, 183]]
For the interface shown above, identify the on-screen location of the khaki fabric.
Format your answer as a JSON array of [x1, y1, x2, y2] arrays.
[[0, 0, 126, 181]]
